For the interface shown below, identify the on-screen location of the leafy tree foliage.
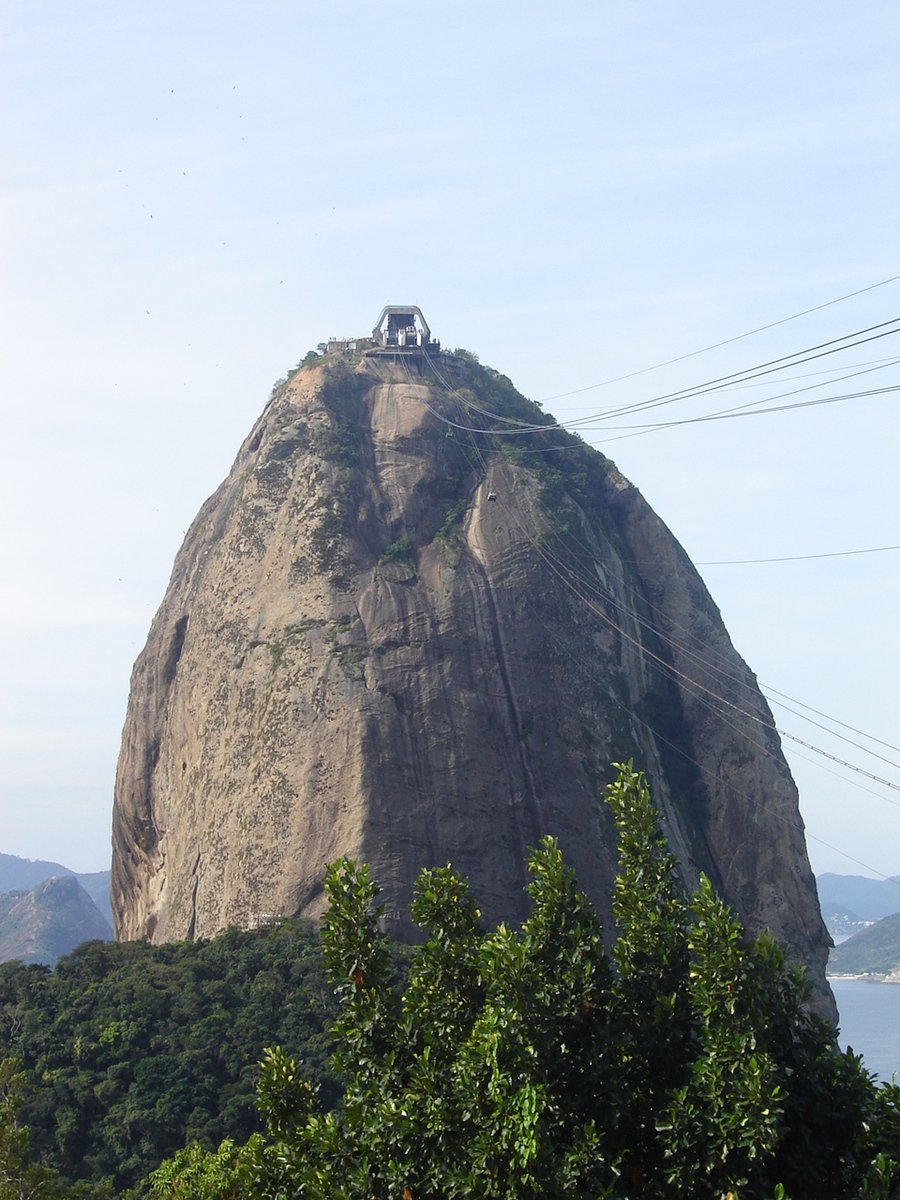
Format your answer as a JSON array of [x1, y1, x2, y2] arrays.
[[0, 922, 337, 1192], [148, 1140, 245, 1200], [168, 764, 899, 1200], [0, 1057, 69, 1200]]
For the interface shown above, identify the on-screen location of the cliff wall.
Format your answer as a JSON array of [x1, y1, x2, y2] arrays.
[[112, 353, 833, 1014]]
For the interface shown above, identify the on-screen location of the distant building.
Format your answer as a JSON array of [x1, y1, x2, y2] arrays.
[[249, 911, 284, 930], [317, 336, 374, 356]]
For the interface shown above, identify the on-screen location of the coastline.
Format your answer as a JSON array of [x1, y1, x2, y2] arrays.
[[828, 973, 900, 985]]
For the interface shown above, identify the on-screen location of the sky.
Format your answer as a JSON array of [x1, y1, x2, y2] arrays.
[[1, 2, 898, 879]]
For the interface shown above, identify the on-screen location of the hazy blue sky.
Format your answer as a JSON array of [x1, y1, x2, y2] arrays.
[[2, 2, 898, 879]]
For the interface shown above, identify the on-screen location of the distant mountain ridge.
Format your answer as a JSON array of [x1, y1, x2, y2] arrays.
[[0, 852, 112, 923], [0, 853, 112, 966], [0, 876, 112, 966], [817, 872, 900, 924]]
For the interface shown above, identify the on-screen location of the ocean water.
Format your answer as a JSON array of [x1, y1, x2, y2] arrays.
[[831, 977, 900, 1083]]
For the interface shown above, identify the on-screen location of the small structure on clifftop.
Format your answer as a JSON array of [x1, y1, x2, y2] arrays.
[[371, 305, 432, 350], [318, 305, 439, 358]]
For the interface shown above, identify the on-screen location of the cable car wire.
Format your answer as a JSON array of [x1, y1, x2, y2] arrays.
[[696, 543, 900, 565], [512, 507, 900, 783], [421, 319, 900, 437], [423, 383, 900, 794], [525, 524, 900, 774], [409, 363, 900, 769], [560, 319, 900, 428], [537, 604, 900, 883], [535, 270, 900, 405], [592, 382, 900, 439], [540, 510, 900, 760]]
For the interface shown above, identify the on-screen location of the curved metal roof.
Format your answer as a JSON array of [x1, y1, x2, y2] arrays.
[[372, 305, 431, 342]]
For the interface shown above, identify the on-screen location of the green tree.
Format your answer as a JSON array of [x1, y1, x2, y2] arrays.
[[149, 1139, 246, 1200], [156, 764, 900, 1199], [0, 1058, 68, 1200]]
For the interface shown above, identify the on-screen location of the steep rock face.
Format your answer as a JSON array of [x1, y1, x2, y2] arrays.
[[112, 353, 834, 1014]]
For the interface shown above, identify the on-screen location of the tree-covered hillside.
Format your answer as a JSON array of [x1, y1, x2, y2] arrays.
[[0, 921, 340, 1191], [830, 913, 900, 976]]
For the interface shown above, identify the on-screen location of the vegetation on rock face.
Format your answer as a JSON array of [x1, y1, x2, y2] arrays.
[[150, 765, 900, 1200], [449, 351, 617, 540], [377, 537, 415, 566]]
